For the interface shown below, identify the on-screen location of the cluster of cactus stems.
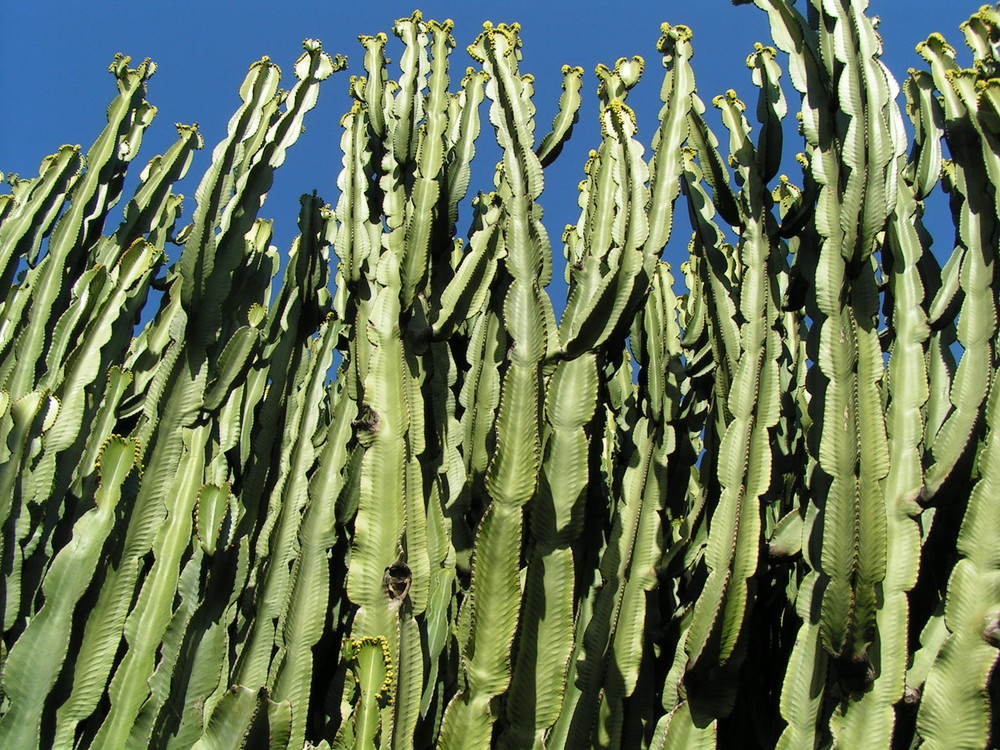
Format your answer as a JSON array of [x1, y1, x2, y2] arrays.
[[0, 0, 999, 747]]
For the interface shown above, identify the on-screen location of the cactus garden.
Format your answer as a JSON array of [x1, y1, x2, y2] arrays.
[[0, 0, 998, 747]]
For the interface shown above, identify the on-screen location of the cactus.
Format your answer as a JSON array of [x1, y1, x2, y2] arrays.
[[1, 3, 999, 749]]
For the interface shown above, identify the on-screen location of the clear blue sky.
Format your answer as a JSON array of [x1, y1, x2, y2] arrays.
[[0, 1, 980, 288]]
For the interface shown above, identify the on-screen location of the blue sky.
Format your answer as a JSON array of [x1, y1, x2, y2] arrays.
[[0, 1, 980, 292]]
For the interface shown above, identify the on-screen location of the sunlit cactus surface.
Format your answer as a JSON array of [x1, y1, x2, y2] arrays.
[[0, 2, 998, 748]]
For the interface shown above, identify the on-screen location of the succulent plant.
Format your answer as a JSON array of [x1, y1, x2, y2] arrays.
[[0, 3, 998, 748]]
